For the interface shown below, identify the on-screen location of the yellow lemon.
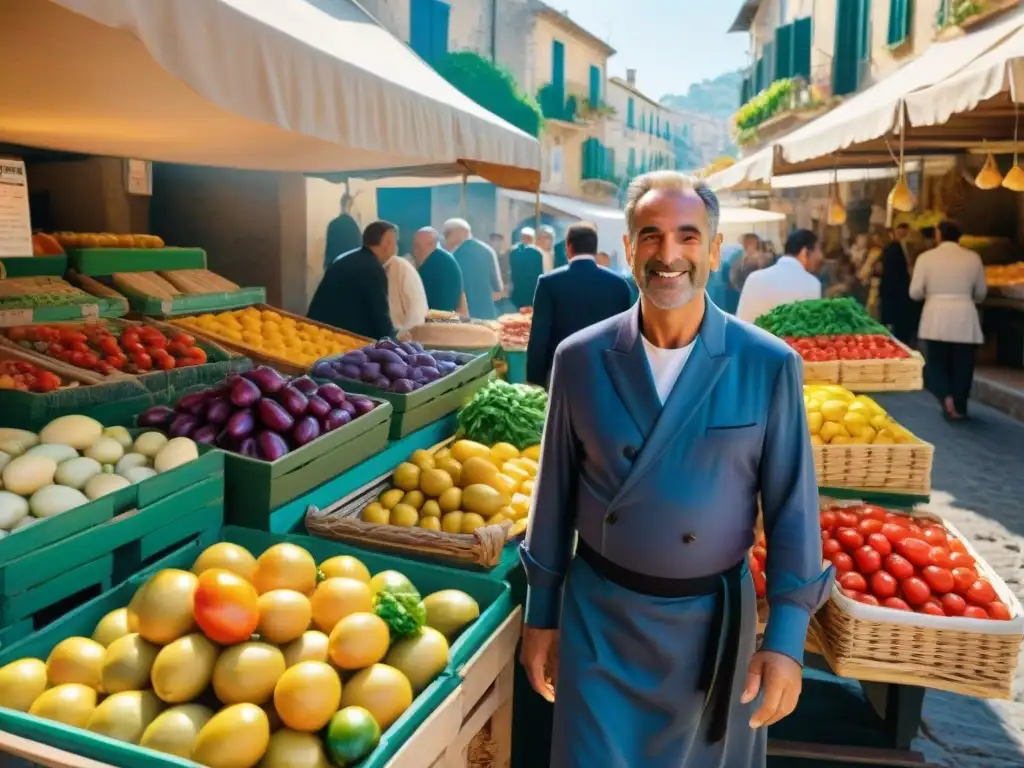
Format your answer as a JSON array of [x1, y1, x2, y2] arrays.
[[806, 412, 824, 435], [819, 400, 848, 422], [319, 556, 371, 584], [361, 503, 389, 525], [842, 412, 869, 436], [420, 516, 441, 531]]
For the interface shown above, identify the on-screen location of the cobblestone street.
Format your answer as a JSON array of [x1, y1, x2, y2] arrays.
[[873, 391, 1024, 768]]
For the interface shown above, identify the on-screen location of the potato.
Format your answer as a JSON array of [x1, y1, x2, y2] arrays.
[[134, 433, 168, 459]]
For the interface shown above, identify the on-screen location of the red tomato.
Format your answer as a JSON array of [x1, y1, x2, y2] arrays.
[[966, 579, 996, 606], [921, 526, 949, 547], [928, 547, 954, 569], [882, 523, 910, 544], [963, 605, 989, 620], [172, 332, 197, 346], [952, 567, 979, 594], [884, 553, 914, 581], [857, 518, 884, 536], [141, 330, 168, 349], [106, 354, 127, 370], [157, 353, 176, 371], [839, 588, 862, 601], [870, 571, 899, 599], [133, 352, 153, 371], [896, 538, 932, 568], [988, 602, 1012, 621], [920, 600, 945, 617], [949, 538, 968, 555], [80, 352, 99, 369], [829, 552, 854, 572], [820, 510, 837, 532], [98, 336, 120, 355], [885, 513, 911, 527], [122, 340, 145, 355], [193, 568, 259, 644], [866, 532, 892, 557], [860, 505, 888, 522], [822, 539, 842, 557], [901, 577, 931, 606], [188, 347, 208, 363], [941, 593, 967, 616], [921, 566, 954, 594], [69, 351, 87, 368], [839, 572, 868, 593], [836, 528, 864, 552], [906, 524, 923, 536], [853, 546, 881, 575], [949, 551, 976, 569], [856, 594, 880, 607], [882, 597, 911, 611], [836, 511, 860, 529]]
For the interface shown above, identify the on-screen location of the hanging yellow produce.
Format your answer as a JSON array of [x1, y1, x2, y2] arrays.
[[975, 154, 1003, 190]]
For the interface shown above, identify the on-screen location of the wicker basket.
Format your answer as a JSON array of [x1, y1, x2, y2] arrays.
[[813, 439, 934, 495], [756, 599, 825, 656], [815, 504, 1023, 699], [800, 341, 924, 392]]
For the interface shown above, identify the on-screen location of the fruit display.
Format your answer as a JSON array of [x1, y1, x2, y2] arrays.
[[173, 307, 364, 367], [820, 501, 1012, 621], [786, 334, 911, 362], [4, 323, 209, 375], [804, 385, 918, 446], [0, 276, 100, 312], [138, 367, 380, 461], [755, 297, 888, 337], [457, 379, 547, 450], [31, 233, 65, 257], [53, 232, 166, 249], [0, 416, 198, 536], [111, 272, 183, 301], [985, 262, 1024, 288], [408, 320, 499, 349], [0, 540, 482, 767], [0, 360, 64, 393], [360, 439, 539, 539], [498, 311, 532, 350], [311, 339, 477, 394]]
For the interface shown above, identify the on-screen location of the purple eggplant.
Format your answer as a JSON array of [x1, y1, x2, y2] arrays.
[[257, 430, 289, 462], [420, 367, 442, 383], [339, 401, 357, 417], [306, 395, 331, 419], [204, 398, 231, 425], [258, 398, 295, 432], [169, 414, 199, 438], [437, 361, 457, 376], [291, 376, 319, 395], [277, 386, 309, 417], [226, 408, 255, 440], [176, 390, 209, 415], [376, 338, 400, 351], [230, 377, 261, 408], [137, 406, 175, 429], [358, 363, 382, 383], [390, 379, 415, 394], [455, 353, 475, 365], [324, 409, 352, 432], [193, 424, 219, 445], [407, 367, 426, 383], [311, 361, 334, 379], [292, 416, 321, 447], [412, 381, 425, 390], [239, 436, 259, 458], [336, 364, 361, 381], [316, 383, 347, 408], [371, 377, 391, 390], [382, 362, 409, 381], [410, 353, 437, 368], [348, 396, 376, 416], [411, 342, 425, 353], [365, 348, 403, 366], [398, 342, 418, 356], [248, 365, 288, 394], [339, 350, 368, 366], [432, 351, 456, 363]]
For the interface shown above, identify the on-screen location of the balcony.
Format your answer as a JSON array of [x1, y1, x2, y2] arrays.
[[938, 0, 1022, 40], [537, 82, 615, 127], [733, 72, 835, 151]]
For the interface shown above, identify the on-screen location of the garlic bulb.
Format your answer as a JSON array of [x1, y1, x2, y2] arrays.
[[1002, 164, 1024, 191], [888, 178, 915, 212], [975, 153, 1003, 190]]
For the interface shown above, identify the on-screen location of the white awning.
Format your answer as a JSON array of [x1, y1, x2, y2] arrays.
[[704, 150, 777, 191], [769, 165, 903, 189], [718, 207, 786, 223], [502, 189, 625, 224], [0, 0, 541, 190]]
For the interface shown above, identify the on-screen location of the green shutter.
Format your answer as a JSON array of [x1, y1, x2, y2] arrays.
[[628, 147, 636, 175], [834, 0, 865, 96], [741, 75, 752, 104], [762, 42, 775, 85], [430, 1, 449, 61], [775, 24, 794, 79], [754, 56, 765, 92], [793, 18, 812, 79], [859, 0, 871, 59], [888, 0, 912, 46], [640, 112, 646, 132], [552, 40, 565, 104], [589, 65, 601, 105], [937, 0, 947, 26], [627, 97, 635, 128]]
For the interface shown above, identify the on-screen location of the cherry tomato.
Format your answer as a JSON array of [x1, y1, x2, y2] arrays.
[[820, 510, 837, 532], [901, 576, 931, 606], [157, 353, 176, 371], [921, 526, 949, 547], [952, 567, 979, 594], [121, 328, 140, 346], [187, 346, 208, 364], [882, 597, 911, 611], [928, 546, 954, 569], [836, 511, 860, 529], [132, 352, 153, 371], [882, 523, 910, 544], [98, 336, 120, 355], [836, 528, 864, 552], [80, 352, 99, 369], [885, 513, 912, 527], [966, 579, 996, 606], [853, 545, 881, 575], [870, 570, 899, 599], [106, 354, 127, 370], [921, 566, 954, 594], [193, 568, 260, 644], [823, 538, 842, 557], [866, 532, 892, 557], [860, 505, 887, 522], [856, 593, 880, 607], [920, 600, 945, 617], [167, 341, 190, 358], [829, 552, 854, 572], [122, 340, 145, 355], [142, 332, 168, 349], [988, 602, 1012, 621], [839, 572, 868, 593], [949, 551, 976, 569], [949, 538, 968, 555], [884, 553, 914, 581], [963, 605, 989, 620], [840, 588, 863, 601], [69, 351, 87, 368], [896, 538, 932, 568], [907, 524, 923, 536], [941, 593, 967, 616], [172, 332, 197, 346], [857, 518, 884, 536]]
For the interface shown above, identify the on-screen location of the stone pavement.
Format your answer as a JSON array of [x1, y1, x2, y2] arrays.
[[873, 391, 1024, 768]]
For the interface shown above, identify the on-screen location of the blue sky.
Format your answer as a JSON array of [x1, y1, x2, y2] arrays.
[[552, 0, 750, 99]]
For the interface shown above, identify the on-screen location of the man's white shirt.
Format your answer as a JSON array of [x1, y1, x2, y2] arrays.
[[735, 256, 822, 324], [386, 256, 429, 333]]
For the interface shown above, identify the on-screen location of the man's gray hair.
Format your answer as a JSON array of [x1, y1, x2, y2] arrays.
[[624, 171, 720, 240], [539, 225, 556, 237], [443, 218, 471, 236], [417, 226, 440, 244]]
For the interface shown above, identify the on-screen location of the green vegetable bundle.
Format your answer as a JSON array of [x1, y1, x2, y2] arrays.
[[374, 587, 426, 639], [457, 379, 547, 450], [754, 298, 888, 338]]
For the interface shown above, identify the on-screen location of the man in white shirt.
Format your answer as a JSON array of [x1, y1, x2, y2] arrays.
[[735, 229, 823, 324], [385, 252, 429, 335]]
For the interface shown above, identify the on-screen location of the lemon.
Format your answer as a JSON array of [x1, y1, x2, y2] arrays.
[[806, 412, 823, 435], [809, 434, 824, 445], [378, 489, 403, 510], [873, 431, 896, 444], [421, 500, 441, 518], [441, 512, 464, 533], [319, 556, 370, 583], [409, 450, 435, 471], [420, 517, 441, 531], [842, 412, 869, 436], [830, 435, 852, 445], [819, 421, 847, 443], [392, 463, 421, 492], [489, 443, 520, 466], [437, 487, 462, 513], [401, 490, 425, 510], [389, 504, 419, 527], [460, 513, 487, 534], [819, 400, 848, 422], [870, 414, 890, 430], [310, 578, 373, 634], [362, 502, 389, 524]]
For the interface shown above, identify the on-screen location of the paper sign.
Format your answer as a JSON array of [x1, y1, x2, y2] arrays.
[[0, 309, 33, 327], [0, 159, 33, 258], [81, 304, 99, 320], [125, 159, 152, 196]]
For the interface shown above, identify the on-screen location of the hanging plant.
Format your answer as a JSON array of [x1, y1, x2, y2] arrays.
[[434, 51, 544, 137]]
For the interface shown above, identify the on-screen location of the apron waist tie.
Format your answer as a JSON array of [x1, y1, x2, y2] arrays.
[[576, 538, 745, 744]]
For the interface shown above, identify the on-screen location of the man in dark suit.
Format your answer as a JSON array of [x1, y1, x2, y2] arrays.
[[323, 191, 362, 271], [308, 220, 398, 340], [508, 235, 546, 310], [880, 222, 915, 344], [526, 222, 633, 387]]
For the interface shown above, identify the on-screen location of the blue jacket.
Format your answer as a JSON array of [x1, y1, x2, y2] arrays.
[[526, 258, 632, 387], [520, 298, 833, 665], [508, 243, 545, 310]]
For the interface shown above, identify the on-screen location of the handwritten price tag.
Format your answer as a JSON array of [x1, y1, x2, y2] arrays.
[[81, 304, 99, 320], [0, 308, 33, 327]]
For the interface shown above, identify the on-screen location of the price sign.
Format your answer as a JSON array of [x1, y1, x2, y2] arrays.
[[0, 159, 32, 258], [81, 304, 100, 320], [0, 308, 33, 327]]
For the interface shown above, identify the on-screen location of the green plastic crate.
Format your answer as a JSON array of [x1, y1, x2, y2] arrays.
[[224, 400, 393, 530], [0, 525, 514, 768], [0, 255, 67, 277], [0, 298, 127, 328], [124, 286, 267, 318], [0, 378, 151, 432], [67, 248, 208, 276]]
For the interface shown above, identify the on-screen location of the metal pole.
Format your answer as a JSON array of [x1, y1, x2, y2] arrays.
[[534, 192, 541, 231], [460, 174, 468, 218]]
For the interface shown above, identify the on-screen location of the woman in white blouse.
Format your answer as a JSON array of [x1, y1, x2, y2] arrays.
[[909, 221, 987, 420]]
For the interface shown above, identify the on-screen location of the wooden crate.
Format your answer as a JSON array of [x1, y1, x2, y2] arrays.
[[387, 608, 521, 768], [813, 440, 934, 496]]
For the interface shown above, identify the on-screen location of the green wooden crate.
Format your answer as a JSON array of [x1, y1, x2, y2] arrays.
[[0, 255, 67, 277], [225, 400, 393, 530], [66, 247, 207, 276], [0, 378, 151, 432], [125, 286, 267, 317], [0, 524, 513, 768], [386, 370, 495, 439], [0, 618, 32, 653], [0, 298, 127, 328], [0, 555, 113, 630]]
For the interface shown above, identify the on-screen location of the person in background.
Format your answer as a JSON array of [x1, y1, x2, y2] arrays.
[[309, 220, 397, 339], [707, 237, 744, 314], [386, 251, 429, 335], [520, 227, 537, 247], [728, 233, 764, 296], [445, 218, 503, 320], [323, 191, 362, 271], [525, 222, 631, 387], [736, 229, 823, 323], [910, 221, 987, 420], [918, 226, 937, 252], [508, 231, 546, 310], [880, 222, 916, 345], [490, 232, 510, 290], [553, 238, 569, 270], [596, 251, 611, 268], [413, 227, 465, 314], [858, 232, 886, 319], [849, 232, 870, 270], [537, 225, 556, 273]]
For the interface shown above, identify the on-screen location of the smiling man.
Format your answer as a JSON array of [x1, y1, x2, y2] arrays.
[[519, 171, 832, 768]]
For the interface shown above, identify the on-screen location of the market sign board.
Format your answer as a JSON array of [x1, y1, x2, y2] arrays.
[[0, 158, 32, 258]]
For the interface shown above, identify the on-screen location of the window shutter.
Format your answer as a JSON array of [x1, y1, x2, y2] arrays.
[[754, 57, 765, 92], [589, 65, 601, 105], [627, 98, 635, 128], [858, 0, 871, 60], [628, 148, 637, 175], [409, 0, 432, 60], [775, 24, 794, 80], [640, 112, 646, 132], [430, 1, 450, 61], [793, 18, 812, 78], [833, 0, 863, 96], [762, 42, 775, 85], [552, 41, 566, 105], [887, 0, 911, 46]]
